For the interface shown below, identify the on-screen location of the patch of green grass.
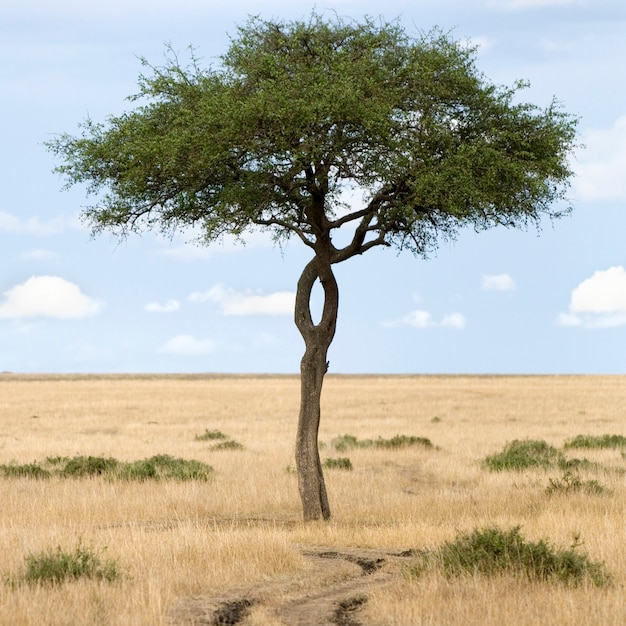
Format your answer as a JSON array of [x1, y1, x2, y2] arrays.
[[375, 435, 434, 449], [8, 543, 120, 586], [331, 434, 360, 452], [0, 462, 51, 479], [483, 439, 563, 472], [331, 433, 435, 452], [323, 457, 353, 470], [0, 455, 213, 482], [195, 429, 228, 441], [546, 472, 609, 496], [564, 434, 626, 450], [410, 526, 611, 587], [210, 440, 244, 451], [60, 455, 119, 477]]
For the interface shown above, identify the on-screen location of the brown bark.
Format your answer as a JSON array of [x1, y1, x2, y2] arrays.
[[294, 254, 338, 521]]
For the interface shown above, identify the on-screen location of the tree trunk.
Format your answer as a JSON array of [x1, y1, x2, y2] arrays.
[[294, 255, 338, 521]]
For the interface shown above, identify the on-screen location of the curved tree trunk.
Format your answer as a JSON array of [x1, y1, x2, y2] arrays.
[[294, 254, 339, 521]]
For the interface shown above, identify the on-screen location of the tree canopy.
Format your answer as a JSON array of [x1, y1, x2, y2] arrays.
[[50, 14, 576, 259], [48, 13, 578, 520]]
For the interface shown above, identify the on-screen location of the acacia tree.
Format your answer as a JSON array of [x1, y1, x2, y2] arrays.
[[48, 14, 577, 521]]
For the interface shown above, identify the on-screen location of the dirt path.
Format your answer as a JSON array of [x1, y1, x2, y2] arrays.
[[168, 546, 415, 625]]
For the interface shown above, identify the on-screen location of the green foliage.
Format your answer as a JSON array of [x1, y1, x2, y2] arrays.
[[60, 455, 119, 477], [546, 472, 609, 496], [483, 439, 563, 472], [195, 429, 228, 441], [331, 434, 360, 452], [0, 455, 212, 482], [410, 526, 610, 587], [375, 435, 434, 449], [564, 434, 626, 450], [9, 543, 119, 586], [331, 433, 435, 452], [210, 440, 244, 451], [322, 457, 353, 471], [0, 462, 51, 479], [47, 13, 578, 259]]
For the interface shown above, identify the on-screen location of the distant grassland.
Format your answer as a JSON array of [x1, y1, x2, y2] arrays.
[[0, 374, 625, 625]]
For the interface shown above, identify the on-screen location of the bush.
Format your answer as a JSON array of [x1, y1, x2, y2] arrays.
[[410, 526, 610, 586], [195, 429, 228, 441], [375, 435, 434, 449], [60, 455, 119, 477], [0, 462, 50, 479], [331, 433, 435, 452], [546, 472, 609, 496], [210, 440, 244, 451], [564, 434, 626, 450], [483, 439, 563, 472], [0, 455, 213, 482], [323, 457, 353, 470], [10, 543, 119, 586]]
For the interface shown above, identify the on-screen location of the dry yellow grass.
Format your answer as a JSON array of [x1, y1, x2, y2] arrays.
[[0, 374, 625, 625]]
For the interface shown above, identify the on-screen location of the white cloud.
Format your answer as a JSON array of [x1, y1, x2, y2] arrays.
[[481, 273, 516, 291], [574, 116, 626, 202], [0, 276, 101, 320], [158, 334, 215, 356], [0, 211, 79, 236], [441, 313, 467, 329], [557, 266, 626, 328], [144, 299, 180, 313], [385, 309, 466, 330], [189, 284, 295, 316]]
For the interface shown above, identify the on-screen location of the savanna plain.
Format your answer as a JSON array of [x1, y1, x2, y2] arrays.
[[0, 374, 625, 625]]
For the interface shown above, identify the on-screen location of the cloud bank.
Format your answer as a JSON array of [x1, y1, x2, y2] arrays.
[[557, 265, 626, 328], [189, 285, 295, 316], [0, 275, 101, 320]]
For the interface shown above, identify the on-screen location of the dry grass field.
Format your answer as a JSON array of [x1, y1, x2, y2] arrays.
[[0, 374, 625, 625]]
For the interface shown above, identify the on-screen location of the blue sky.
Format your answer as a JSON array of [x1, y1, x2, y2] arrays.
[[1, 0, 625, 374]]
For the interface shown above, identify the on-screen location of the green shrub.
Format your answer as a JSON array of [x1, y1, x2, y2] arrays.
[[0, 455, 212, 482], [0, 462, 50, 479], [331, 433, 435, 452], [140, 454, 213, 481], [60, 455, 119, 477], [483, 439, 563, 472], [410, 526, 610, 586], [11, 543, 119, 586], [546, 472, 609, 496], [564, 434, 626, 450], [331, 434, 361, 452], [375, 435, 434, 449], [323, 457, 353, 470], [210, 440, 244, 451], [195, 429, 228, 441]]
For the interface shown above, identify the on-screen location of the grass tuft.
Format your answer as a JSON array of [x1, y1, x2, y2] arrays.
[[410, 526, 611, 587], [564, 434, 626, 450], [323, 457, 353, 470], [194, 429, 228, 441], [483, 439, 562, 472], [0, 462, 51, 479], [331, 433, 435, 452], [546, 472, 609, 496], [8, 542, 120, 586], [210, 440, 244, 451], [0, 455, 212, 482]]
